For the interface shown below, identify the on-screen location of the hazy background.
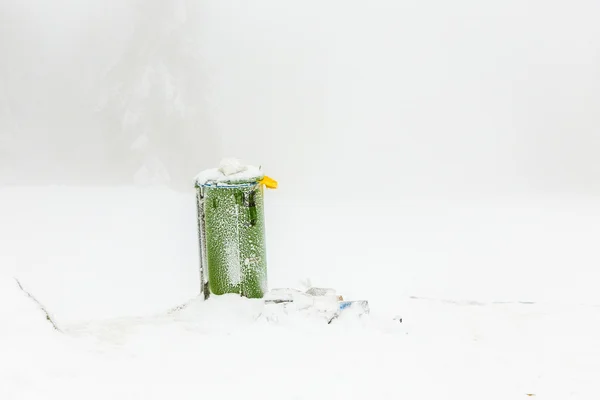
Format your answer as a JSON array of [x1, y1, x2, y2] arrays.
[[1, 0, 600, 312], [2, 0, 600, 195]]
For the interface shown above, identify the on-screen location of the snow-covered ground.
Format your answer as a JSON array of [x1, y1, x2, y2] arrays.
[[1, 186, 600, 399]]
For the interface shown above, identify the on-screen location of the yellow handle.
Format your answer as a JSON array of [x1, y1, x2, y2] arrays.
[[259, 176, 278, 189]]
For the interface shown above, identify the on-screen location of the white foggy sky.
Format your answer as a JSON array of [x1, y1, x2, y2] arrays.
[[1, 0, 599, 196]]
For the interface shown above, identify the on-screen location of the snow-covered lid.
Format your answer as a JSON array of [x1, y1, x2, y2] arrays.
[[195, 158, 264, 187]]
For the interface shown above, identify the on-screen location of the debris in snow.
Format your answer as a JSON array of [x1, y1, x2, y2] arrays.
[[262, 287, 369, 324], [13, 278, 61, 332]]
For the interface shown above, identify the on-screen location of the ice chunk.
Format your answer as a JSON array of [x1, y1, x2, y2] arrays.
[[306, 287, 338, 297]]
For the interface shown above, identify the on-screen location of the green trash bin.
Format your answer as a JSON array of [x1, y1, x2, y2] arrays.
[[195, 160, 277, 299]]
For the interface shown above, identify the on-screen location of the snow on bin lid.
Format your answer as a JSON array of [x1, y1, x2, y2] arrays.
[[195, 158, 264, 186]]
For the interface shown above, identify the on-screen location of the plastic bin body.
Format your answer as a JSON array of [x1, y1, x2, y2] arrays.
[[198, 180, 267, 298]]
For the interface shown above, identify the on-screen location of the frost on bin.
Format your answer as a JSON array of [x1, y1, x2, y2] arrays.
[[195, 159, 277, 299]]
